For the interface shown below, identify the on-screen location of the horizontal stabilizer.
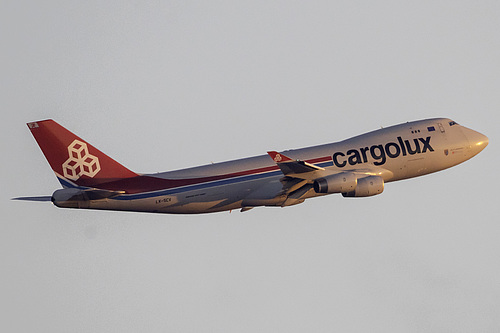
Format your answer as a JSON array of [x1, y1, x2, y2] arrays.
[[52, 188, 126, 203], [82, 188, 126, 200], [12, 196, 52, 202]]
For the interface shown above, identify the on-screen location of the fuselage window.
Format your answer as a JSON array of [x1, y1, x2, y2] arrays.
[[449, 121, 458, 126]]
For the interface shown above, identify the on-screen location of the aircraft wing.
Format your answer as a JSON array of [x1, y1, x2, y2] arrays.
[[266, 151, 394, 207], [266, 151, 326, 206]]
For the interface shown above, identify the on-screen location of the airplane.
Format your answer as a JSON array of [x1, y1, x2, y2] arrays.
[[14, 118, 488, 214]]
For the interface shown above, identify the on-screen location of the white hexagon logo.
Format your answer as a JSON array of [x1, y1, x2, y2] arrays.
[[62, 140, 101, 180]]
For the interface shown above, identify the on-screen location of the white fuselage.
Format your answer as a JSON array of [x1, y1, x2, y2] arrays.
[[75, 118, 487, 214]]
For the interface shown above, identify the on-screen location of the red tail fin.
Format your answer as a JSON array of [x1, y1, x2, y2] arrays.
[[28, 119, 138, 188]]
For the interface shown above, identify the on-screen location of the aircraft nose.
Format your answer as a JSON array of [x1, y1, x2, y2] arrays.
[[461, 127, 489, 154]]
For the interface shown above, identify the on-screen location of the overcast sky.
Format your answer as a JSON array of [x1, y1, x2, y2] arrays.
[[1, 1, 499, 332]]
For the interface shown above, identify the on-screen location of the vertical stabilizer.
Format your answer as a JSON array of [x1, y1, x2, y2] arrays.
[[28, 120, 138, 188]]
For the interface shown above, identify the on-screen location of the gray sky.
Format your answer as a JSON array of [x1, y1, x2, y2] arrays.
[[1, 1, 499, 332]]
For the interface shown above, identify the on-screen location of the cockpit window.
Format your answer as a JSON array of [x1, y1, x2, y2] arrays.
[[449, 121, 458, 126]]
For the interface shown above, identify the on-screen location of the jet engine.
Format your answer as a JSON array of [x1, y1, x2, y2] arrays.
[[313, 172, 357, 194], [342, 176, 384, 197]]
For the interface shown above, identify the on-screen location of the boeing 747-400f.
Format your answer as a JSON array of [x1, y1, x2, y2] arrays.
[[15, 118, 488, 214]]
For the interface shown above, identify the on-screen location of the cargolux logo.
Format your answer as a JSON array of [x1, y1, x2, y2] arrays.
[[333, 136, 434, 168], [62, 140, 101, 180]]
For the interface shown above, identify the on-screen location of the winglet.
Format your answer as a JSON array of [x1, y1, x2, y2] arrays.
[[267, 151, 293, 163], [267, 151, 324, 175]]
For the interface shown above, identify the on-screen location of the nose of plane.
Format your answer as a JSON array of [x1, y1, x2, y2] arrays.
[[461, 126, 489, 155]]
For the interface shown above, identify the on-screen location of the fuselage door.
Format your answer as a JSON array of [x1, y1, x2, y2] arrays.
[[438, 123, 445, 133]]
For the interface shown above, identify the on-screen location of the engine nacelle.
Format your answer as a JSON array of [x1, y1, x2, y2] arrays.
[[51, 188, 90, 208], [342, 176, 384, 197], [313, 172, 357, 194]]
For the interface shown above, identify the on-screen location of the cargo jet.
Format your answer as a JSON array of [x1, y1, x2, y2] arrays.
[[16, 118, 488, 214]]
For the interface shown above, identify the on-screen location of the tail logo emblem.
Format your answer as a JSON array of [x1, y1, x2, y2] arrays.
[[62, 140, 101, 180]]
